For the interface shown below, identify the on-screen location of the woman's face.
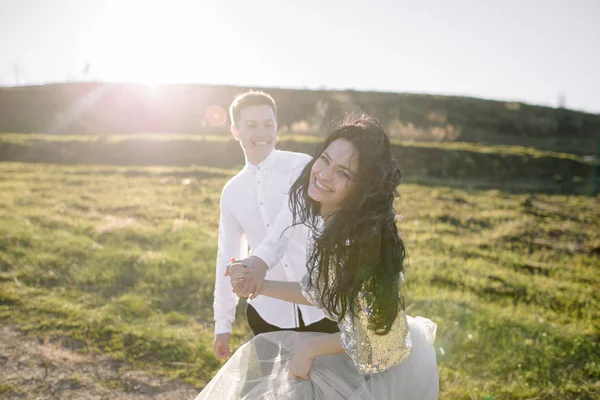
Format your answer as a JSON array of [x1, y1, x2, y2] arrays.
[[308, 138, 359, 216]]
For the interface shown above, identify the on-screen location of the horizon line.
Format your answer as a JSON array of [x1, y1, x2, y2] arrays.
[[0, 79, 598, 115]]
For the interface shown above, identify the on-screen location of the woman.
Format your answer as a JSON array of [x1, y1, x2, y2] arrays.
[[195, 115, 438, 399]]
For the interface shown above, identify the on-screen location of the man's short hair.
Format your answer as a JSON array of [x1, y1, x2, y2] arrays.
[[229, 91, 277, 126]]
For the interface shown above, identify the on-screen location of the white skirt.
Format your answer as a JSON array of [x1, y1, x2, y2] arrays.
[[195, 316, 438, 400]]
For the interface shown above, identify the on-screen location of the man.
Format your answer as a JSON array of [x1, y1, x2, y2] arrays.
[[213, 91, 338, 359]]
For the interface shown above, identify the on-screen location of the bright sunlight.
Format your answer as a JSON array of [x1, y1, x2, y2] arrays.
[[78, 1, 248, 86]]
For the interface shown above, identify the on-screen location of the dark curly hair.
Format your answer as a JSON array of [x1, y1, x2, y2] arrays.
[[289, 114, 406, 335]]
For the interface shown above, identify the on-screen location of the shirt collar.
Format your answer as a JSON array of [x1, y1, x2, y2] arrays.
[[245, 149, 279, 175]]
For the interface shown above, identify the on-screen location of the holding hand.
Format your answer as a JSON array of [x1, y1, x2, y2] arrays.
[[289, 345, 316, 380], [225, 258, 249, 291], [225, 256, 268, 299]]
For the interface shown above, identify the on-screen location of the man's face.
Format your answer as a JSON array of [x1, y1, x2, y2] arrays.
[[231, 105, 277, 164]]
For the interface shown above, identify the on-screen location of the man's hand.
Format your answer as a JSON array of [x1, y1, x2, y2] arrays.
[[226, 256, 268, 299], [213, 333, 232, 359], [289, 345, 316, 380], [225, 259, 250, 294]]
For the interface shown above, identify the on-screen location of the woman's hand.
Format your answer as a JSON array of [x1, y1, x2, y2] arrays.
[[289, 346, 316, 380], [226, 257, 268, 299], [289, 333, 344, 379], [225, 258, 249, 294]]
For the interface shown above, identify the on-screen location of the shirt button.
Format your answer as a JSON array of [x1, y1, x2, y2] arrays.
[[285, 264, 289, 267], [260, 202, 263, 205], [266, 224, 270, 227]]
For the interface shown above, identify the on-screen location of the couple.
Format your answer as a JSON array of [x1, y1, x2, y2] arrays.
[[197, 91, 438, 399]]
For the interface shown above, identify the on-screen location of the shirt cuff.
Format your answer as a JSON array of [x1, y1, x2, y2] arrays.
[[252, 247, 277, 270], [215, 319, 233, 335]]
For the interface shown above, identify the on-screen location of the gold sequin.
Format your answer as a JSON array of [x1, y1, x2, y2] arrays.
[[300, 269, 412, 374]]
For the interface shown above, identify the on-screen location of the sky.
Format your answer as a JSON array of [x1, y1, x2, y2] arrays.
[[0, 0, 599, 113]]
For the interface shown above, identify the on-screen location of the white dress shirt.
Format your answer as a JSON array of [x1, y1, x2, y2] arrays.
[[213, 149, 327, 334]]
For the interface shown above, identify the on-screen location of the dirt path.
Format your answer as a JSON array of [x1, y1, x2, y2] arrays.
[[0, 326, 199, 399]]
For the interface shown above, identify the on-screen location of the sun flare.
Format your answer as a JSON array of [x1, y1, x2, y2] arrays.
[[80, 1, 238, 86]]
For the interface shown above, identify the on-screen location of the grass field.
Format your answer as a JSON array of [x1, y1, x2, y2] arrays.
[[0, 160, 599, 399], [0, 132, 585, 161], [1, 133, 594, 198]]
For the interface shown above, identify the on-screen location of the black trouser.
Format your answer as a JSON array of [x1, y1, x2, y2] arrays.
[[246, 303, 339, 335], [240, 304, 339, 396]]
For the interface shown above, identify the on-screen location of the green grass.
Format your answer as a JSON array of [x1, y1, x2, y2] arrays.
[[0, 161, 599, 399], [0, 132, 233, 144], [2, 133, 593, 196], [0, 383, 24, 395], [0, 132, 584, 161]]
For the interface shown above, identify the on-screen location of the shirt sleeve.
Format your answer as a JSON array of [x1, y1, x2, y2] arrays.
[[252, 156, 310, 270], [213, 192, 248, 334], [251, 198, 294, 270]]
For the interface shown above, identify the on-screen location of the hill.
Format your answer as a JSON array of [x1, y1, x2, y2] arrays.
[[0, 133, 593, 194], [1, 83, 598, 155]]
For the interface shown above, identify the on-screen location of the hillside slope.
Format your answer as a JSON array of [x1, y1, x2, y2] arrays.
[[1, 83, 598, 155]]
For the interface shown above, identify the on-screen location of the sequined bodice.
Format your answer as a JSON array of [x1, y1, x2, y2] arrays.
[[300, 265, 412, 374]]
